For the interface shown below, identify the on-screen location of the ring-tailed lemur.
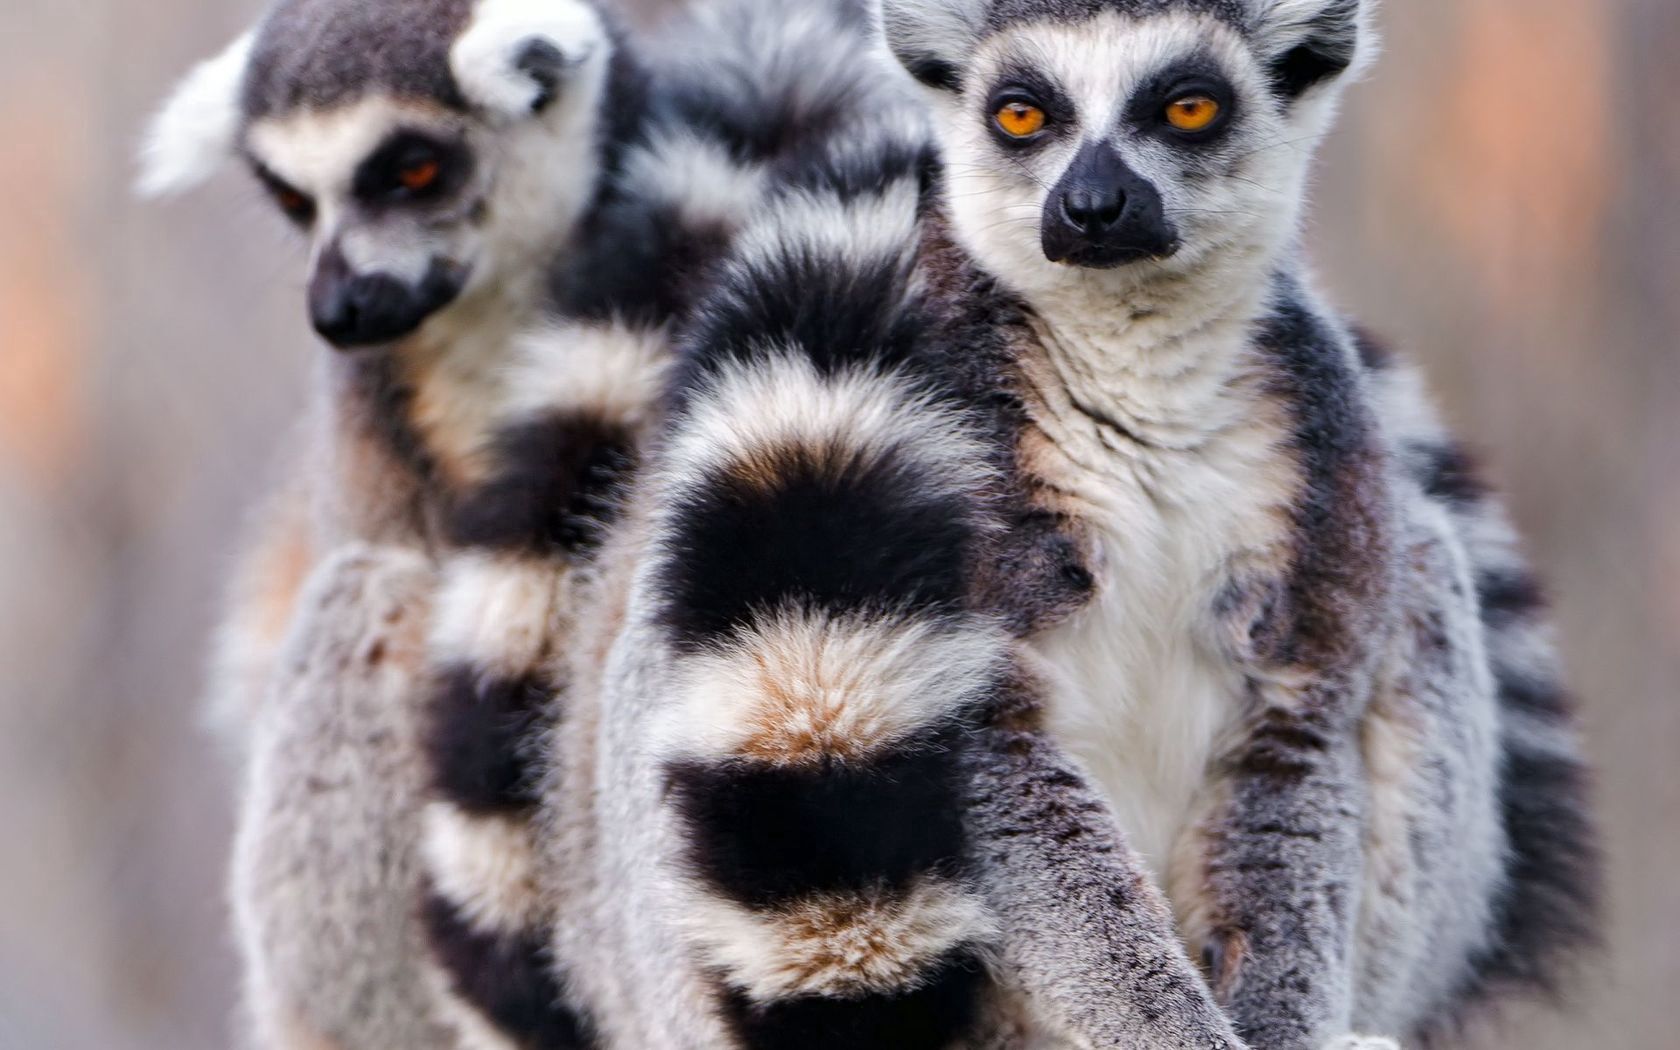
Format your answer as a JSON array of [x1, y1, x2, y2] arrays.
[[139, 0, 711, 1045], [569, 0, 1599, 1046], [143, 0, 964, 1046], [558, 52, 1254, 1050], [878, 0, 1600, 1042]]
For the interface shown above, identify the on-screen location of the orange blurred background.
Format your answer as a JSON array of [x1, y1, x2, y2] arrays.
[[0, 0, 1673, 1046]]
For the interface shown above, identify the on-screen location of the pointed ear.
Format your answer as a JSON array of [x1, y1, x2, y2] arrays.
[[877, 0, 988, 92], [450, 0, 609, 121], [135, 30, 255, 198], [1252, 0, 1375, 99]]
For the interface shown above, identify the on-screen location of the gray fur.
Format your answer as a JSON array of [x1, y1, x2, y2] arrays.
[[242, 0, 478, 119], [865, 0, 1597, 1046], [230, 545, 453, 1050], [960, 671, 1246, 1047]]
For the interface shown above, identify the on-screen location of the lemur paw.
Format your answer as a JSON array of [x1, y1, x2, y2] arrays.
[[1321, 1037, 1400, 1050]]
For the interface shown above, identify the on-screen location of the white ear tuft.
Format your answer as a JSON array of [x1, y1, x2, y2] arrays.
[[877, 0, 988, 91], [135, 31, 255, 199], [1253, 0, 1377, 97], [450, 0, 609, 122]]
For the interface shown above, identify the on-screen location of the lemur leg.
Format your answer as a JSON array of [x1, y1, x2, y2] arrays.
[[962, 667, 1247, 1049], [231, 545, 455, 1050]]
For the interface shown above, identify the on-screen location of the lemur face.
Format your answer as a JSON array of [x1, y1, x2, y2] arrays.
[[883, 0, 1368, 296], [244, 98, 485, 348], [140, 0, 613, 350]]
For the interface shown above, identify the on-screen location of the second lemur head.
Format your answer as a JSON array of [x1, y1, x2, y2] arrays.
[[881, 0, 1373, 299], [139, 0, 617, 350]]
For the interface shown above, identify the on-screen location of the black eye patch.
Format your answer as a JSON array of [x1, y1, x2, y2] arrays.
[[1124, 58, 1238, 143], [352, 130, 473, 205], [250, 163, 316, 226], [983, 64, 1075, 149]]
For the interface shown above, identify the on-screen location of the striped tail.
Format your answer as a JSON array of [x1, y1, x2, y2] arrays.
[[1359, 333, 1602, 1014], [643, 145, 1007, 1049], [419, 322, 668, 1050]]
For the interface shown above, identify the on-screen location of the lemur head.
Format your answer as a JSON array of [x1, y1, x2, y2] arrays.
[[881, 0, 1373, 298], [139, 0, 614, 350]]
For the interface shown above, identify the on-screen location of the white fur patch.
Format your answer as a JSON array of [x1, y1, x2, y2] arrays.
[[663, 609, 1007, 765], [450, 0, 608, 120], [730, 181, 922, 295], [620, 128, 770, 236], [676, 878, 995, 1001], [498, 320, 673, 427], [430, 552, 562, 674], [1319, 1037, 1400, 1050], [421, 803, 545, 933], [136, 31, 254, 197], [665, 356, 990, 511]]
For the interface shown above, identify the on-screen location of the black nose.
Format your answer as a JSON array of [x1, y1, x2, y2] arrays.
[[1041, 141, 1177, 268], [310, 272, 423, 347], [1059, 185, 1125, 233], [308, 249, 465, 349]]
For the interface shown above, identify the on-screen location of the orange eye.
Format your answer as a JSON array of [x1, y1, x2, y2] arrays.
[[995, 101, 1047, 138], [399, 159, 441, 192], [272, 185, 313, 221], [1164, 94, 1220, 132]]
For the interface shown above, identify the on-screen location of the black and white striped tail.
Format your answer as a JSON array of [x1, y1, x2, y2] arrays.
[[645, 147, 1004, 1049], [419, 323, 667, 1050]]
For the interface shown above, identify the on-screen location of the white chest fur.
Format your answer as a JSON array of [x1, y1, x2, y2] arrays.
[[1018, 304, 1297, 877]]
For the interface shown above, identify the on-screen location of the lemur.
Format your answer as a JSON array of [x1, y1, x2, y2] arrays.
[[569, 0, 1600, 1046], [138, 0, 708, 1046], [141, 0, 959, 1047]]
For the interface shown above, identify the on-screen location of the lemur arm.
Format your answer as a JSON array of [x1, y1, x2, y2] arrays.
[[1196, 683, 1373, 1049], [231, 544, 457, 1050], [1187, 303, 1396, 1050], [964, 668, 1249, 1049]]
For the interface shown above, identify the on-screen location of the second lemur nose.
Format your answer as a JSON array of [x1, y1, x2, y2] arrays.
[[1061, 186, 1126, 232]]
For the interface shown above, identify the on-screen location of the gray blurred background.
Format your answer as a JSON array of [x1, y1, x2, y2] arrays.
[[0, 0, 1673, 1046]]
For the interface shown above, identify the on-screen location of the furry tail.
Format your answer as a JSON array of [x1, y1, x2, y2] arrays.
[[418, 323, 667, 1050], [644, 143, 1006, 1048], [1359, 333, 1602, 1016]]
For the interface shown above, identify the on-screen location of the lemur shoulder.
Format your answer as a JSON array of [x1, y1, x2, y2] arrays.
[[575, 0, 1600, 1047]]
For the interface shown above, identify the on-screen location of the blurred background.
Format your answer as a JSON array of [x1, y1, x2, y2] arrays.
[[0, 0, 1673, 1046]]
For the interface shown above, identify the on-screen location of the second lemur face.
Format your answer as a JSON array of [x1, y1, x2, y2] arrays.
[[141, 0, 615, 349], [883, 0, 1370, 296]]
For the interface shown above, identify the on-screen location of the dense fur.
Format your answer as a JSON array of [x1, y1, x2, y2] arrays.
[[556, 30, 1255, 1043], [160, 0, 1598, 1045], [143, 0, 705, 1045], [230, 546, 453, 1050], [563, 0, 1596, 1046], [866, 0, 1595, 1045]]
